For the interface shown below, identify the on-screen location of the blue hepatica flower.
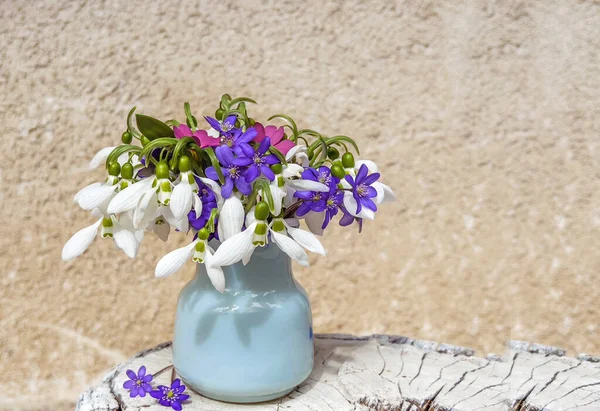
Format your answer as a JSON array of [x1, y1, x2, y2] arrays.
[[123, 366, 153, 398], [205, 114, 237, 136], [205, 145, 252, 198], [344, 164, 380, 215], [294, 166, 341, 223], [150, 379, 190, 411], [237, 137, 280, 182], [188, 179, 218, 231]]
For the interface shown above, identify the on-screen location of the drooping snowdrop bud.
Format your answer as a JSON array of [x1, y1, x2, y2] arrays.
[[155, 161, 172, 206], [342, 152, 355, 170], [327, 147, 340, 160], [331, 164, 346, 179], [121, 130, 133, 144], [119, 163, 135, 190]]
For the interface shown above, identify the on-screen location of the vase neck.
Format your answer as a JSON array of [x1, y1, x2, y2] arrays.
[[195, 244, 296, 291]]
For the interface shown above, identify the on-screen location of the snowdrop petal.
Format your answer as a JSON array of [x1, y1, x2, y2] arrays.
[[379, 182, 396, 204], [89, 146, 116, 170], [282, 164, 303, 178], [204, 248, 225, 292], [193, 195, 203, 218], [285, 145, 305, 161], [285, 226, 326, 256], [373, 182, 385, 204], [271, 231, 309, 267], [170, 182, 193, 220], [113, 226, 139, 258], [108, 177, 155, 215], [267, 184, 286, 216], [211, 222, 256, 267], [242, 246, 255, 266], [155, 241, 196, 278], [286, 179, 330, 192], [160, 207, 188, 232], [77, 184, 118, 211], [355, 160, 379, 173], [218, 195, 244, 240], [134, 191, 159, 229], [74, 182, 101, 203], [304, 211, 325, 236], [61, 220, 101, 261]]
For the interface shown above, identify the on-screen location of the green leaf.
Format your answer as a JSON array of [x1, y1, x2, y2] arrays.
[[165, 119, 180, 127], [105, 145, 142, 168], [139, 137, 178, 166], [127, 107, 142, 139], [230, 97, 257, 106], [203, 147, 225, 184], [268, 114, 299, 140], [257, 180, 274, 212], [184, 102, 197, 130], [136, 114, 174, 140], [268, 146, 287, 165], [170, 137, 196, 169], [327, 135, 360, 155]]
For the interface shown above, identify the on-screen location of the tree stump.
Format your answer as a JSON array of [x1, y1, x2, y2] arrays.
[[76, 334, 600, 411]]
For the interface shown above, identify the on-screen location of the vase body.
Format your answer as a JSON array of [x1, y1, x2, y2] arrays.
[[172, 243, 314, 403]]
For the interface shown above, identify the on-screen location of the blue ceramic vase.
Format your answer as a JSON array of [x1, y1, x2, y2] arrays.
[[172, 243, 314, 403]]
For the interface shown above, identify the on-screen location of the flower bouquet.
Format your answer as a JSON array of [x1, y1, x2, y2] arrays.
[[62, 94, 394, 402]]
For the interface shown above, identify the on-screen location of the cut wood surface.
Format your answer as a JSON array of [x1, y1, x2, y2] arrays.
[[76, 334, 600, 411]]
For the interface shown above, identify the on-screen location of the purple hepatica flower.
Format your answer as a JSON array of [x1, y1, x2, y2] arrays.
[[302, 166, 339, 190], [150, 379, 190, 411], [322, 189, 344, 229], [205, 145, 252, 198], [123, 366, 153, 398], [188, 180, 218, 230], [293, 166, 340, 217], [344, 164, 380, 214], [205, 114, 237, 136], [238, 137, 280, 182], [339, 207, 364, 233]]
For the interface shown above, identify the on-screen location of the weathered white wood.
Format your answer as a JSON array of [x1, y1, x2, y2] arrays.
[[76, 335, 600, 411]]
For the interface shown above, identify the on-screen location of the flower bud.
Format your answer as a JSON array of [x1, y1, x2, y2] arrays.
[[198, 228, 210, 240], [248, 118, 256, 126], [331, 164, 345, 179], [342, 152, 355, 168], [156, 161, 170, 179], [215, 109, 224, 121], [121, 131, 133, 144], [178, 155, 192, 173], [327, 147, 340, 160], [254, 201, 270, 221], [121, 163, 134, 179], [108, 162, 121, 176], [271, 164, 283, 175]]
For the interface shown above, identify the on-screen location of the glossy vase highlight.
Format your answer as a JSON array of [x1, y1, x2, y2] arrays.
[[172, 243, 314, 403]]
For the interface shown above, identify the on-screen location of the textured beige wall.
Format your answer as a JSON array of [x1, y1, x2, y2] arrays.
[[1, 0, 599, 409]]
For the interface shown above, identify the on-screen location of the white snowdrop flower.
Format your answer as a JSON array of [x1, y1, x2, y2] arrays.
[[285, 145, 309, 167], [108, 161, 185, 231], [155, 228, 225, 292], [170, 156, 200, 220], [61, 209, 143, 261], [74, 163, 122, 211]]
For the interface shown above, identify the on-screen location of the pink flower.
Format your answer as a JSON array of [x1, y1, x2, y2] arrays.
[[173, 124, 220, 148], [252, 123, 295, 155]]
